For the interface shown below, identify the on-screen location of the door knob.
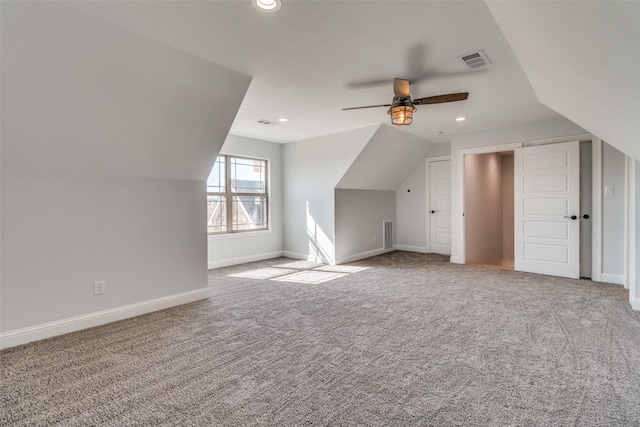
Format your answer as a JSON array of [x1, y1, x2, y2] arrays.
[[582, 214, 590, 219], [431, 210, 436, 214], [564, 215, 578, 220]]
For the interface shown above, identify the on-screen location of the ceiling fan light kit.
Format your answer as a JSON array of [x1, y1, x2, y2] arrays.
[[388, 105, 416, 126], [343, 78, 469, 126]]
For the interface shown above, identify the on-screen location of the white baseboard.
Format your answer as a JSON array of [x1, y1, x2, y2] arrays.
[[394, 245, 429, 254], [336, 248, 389, 265], [601, 273, 625, 286], [631, 295, 640, 311], [208, 251, 284, 269], [0, 287, 210, 350], [281, 251, 332, 264]]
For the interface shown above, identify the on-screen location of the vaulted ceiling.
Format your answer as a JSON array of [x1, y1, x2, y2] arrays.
[[60, 1, 640, 160]]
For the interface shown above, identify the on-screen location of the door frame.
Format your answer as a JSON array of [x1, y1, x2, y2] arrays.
[[452, 135, 603, 281], [426, 156, 451, 254], [452, 142, 522, 264]]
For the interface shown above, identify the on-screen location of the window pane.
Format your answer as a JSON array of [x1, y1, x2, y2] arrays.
[[230, 157, 266, 193], [232, 195, 267, 231], [207, 194, 227, 233], [206, 156, 226, 193]]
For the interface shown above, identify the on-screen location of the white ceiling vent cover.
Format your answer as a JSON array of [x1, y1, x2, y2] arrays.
[[459, 49, 492, 69], [257, 119, 279, 126]]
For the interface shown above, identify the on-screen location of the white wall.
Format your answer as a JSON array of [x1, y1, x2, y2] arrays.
[[337, 125, 434, 190], [207, 135, 283, 268], [426, 143, 452, 158], [486, 1, 640, 162], [282, 126, 378, 263], [0, 3, 250, 346], [335, 189, 396, 263], [601, 142, 626, 284]]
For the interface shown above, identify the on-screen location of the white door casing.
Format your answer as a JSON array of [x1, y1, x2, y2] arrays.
[[514, 141, 580, 278], [430, 160, 452, 255]]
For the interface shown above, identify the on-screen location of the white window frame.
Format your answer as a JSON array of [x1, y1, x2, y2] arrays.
[[207, 154, 269, 235]]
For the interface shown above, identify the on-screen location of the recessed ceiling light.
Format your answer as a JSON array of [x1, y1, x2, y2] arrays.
[[456, 117, 467, 122], [435, 131, 444, 135], [252, 0, 282, 13], [278, 117, 289, 122]]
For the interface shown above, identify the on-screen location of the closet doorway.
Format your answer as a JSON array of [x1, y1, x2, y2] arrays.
[[464, 151, 514, 269]]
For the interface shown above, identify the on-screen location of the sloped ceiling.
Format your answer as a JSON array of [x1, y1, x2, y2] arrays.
[[487, 1, 640, 160], [63, 0, 558, 144], [1, 2, 251, 181], [337, 125, 434, 191]]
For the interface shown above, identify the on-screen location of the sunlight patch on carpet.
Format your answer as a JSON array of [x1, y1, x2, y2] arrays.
[[274, 260, 325, 270], [229, 268, 296, 280], [270, 271, 348, 284], [228, 260, 368, 284], [314, 265, 369, 273]]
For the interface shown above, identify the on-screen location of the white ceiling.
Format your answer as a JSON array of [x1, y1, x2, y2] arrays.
[[65, 0, 562, 144]]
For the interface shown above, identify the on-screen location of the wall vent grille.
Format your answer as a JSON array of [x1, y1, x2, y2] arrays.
[[383, 220, 393, 250], [459, 49, 491, 69]]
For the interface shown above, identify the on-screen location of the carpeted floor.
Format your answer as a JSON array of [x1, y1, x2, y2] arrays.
[[2, 251, 640, 426]]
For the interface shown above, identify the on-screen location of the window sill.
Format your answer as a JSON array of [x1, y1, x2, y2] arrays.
[[208, 229, 272, 240]]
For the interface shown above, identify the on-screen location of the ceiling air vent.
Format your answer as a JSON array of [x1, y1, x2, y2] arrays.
[[257, 119, 279, 126], [459, 49, 492, 69]]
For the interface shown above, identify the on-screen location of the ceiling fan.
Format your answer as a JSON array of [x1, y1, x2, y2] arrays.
[[342, 78, 469, 126]]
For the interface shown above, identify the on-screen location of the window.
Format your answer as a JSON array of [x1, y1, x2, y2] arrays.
[[207, 155, 268, 234]]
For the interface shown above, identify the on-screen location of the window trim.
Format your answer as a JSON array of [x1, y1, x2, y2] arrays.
[[207, 154, 269, 235]]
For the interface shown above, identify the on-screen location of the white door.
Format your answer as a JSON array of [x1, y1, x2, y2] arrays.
[[430, 160, 452, 255], [514, 141, 580, 278]]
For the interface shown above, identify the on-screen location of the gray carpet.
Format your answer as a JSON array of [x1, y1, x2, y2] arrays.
[[2, 251, 640, 426]]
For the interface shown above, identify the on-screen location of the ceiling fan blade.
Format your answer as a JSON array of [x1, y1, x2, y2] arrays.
[[413, 92, 469, 105], [342, 104, 391, 110], [393, 78, 410, 98], [346, 78, 394, 89]]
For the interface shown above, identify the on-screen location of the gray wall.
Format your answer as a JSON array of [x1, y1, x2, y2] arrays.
[[1, 3, 250, 334], [335, 189, 396, 262], [634, 159, 640, 308], [601, 142, 626, 283], [207, 135, 284, 268], [502, 154, 515, 262]]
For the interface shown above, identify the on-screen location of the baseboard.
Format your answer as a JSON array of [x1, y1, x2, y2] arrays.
[[281, 251, 331, 264], [336, 248, 389, 265], [601, 273, 625, 286], [0, 287, 211, 350], [208, 251, 284, 269], [394, 245, 429, 254], [631, 296, 640, 311]]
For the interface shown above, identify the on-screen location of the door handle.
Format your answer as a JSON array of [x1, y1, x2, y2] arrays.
[[564, 215, 578, 220], [431, 210, 436, 214], [581, 214, 590, 219]]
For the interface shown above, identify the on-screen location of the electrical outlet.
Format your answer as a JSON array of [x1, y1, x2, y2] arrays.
[[94, 281, 105, 296], [222, 243, 228, 251], [604, 186, 614, 196], [373, 235, 377, 243]]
